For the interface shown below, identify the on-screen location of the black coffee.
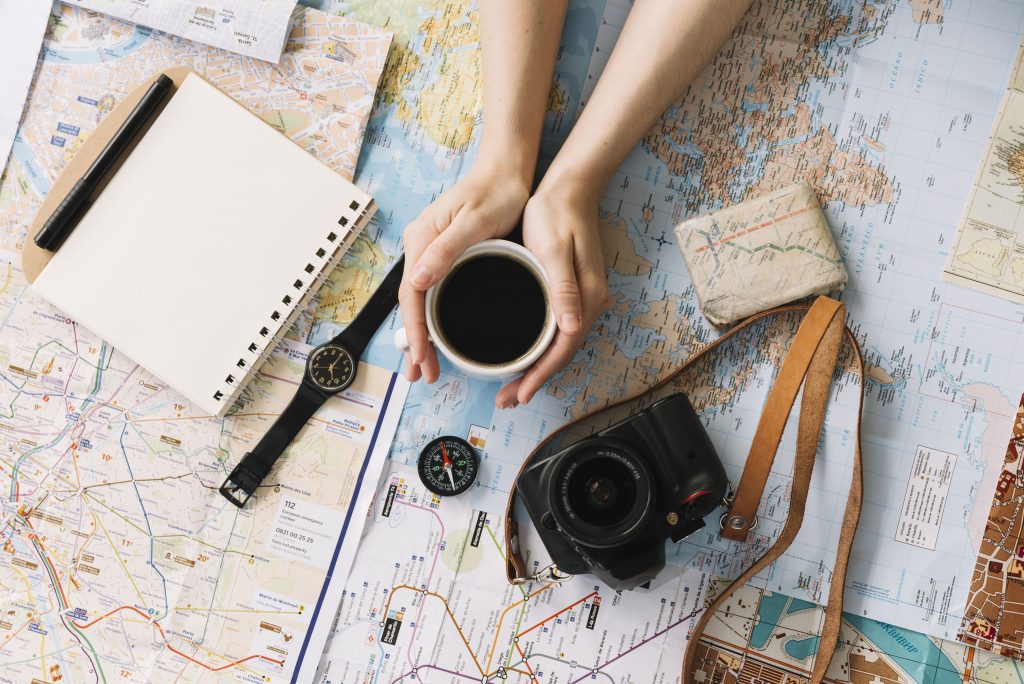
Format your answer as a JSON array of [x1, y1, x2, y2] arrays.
[[436, 254, 547, 365]]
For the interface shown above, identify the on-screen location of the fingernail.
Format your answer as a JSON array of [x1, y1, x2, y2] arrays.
[[560, 313, 580, 333], [411, 267, 433, 288]]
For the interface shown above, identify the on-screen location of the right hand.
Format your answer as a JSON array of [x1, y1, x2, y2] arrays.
[[399, 160, 531, 383]]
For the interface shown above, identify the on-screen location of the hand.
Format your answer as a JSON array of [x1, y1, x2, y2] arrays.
[[496, 181, 609, 408], [400, 161, 531, 383]]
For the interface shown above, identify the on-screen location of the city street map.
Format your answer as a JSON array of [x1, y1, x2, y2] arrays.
[[68, 0, 300, 62], [0, 4, 399, 683]]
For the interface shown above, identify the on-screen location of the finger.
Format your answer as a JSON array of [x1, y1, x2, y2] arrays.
[[398, 278, 432, 364], [420, 347, 441, 384], [516, 330, 581, 405], [537, 238, 582, 335], [399, 219, 436, 365], [496, 380, 523, 409], [515, 273, 604, 404], [408, 208, 488, 291], [403, 351, 422, 382]]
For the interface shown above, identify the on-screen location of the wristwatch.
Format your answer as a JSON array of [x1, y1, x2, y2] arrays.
[[219, 255, 405, 507]]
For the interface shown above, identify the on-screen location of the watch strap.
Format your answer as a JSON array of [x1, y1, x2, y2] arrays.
[[220, 380, 326, 507], [219, 254, 406, 508], [331, 255, 405, 358]]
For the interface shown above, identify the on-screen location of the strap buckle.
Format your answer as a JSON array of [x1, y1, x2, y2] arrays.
[[719, 480, 759, 532], [219, 457, 262, 508], [720, 512, 758, 532], [510, 563, 574, 586]]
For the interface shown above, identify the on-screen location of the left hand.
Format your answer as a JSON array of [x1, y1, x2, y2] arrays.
[[496, 181, 609, 408]]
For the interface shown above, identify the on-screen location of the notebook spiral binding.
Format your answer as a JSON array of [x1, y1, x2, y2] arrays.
[[211, 198, 376, 406]]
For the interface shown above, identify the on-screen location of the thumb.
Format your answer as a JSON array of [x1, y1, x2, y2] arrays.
[[540, 241, 582, 335], [408, 210, 486, 291]]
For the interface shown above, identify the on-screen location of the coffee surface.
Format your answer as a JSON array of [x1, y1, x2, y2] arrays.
[[436, 255, 547, 365]]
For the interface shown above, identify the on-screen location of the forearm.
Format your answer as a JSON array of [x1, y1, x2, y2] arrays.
[[476, 0, 568, 184], [541, 0, 751, 198]]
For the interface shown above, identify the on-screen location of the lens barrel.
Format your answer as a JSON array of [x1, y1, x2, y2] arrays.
[[550, 439, 653, 549]]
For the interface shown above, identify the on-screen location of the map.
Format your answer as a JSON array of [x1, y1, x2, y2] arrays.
[[0, 4, 405, 683], [3, 0, 1024, 682], [70, 0, 301, 62], [674, 180, 848, 326], [945, 37, 1024, 304], [961, 396, 1024, 658], [293, 0, 1024, 681]]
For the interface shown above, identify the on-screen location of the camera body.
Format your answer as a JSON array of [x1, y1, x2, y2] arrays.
[[516, 392, 728, 591]]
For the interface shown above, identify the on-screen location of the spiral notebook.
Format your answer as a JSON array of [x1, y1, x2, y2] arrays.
[[32, 74, 375, 416]]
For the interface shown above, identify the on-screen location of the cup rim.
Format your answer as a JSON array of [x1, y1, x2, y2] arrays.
[[424, 239, 557, 379]]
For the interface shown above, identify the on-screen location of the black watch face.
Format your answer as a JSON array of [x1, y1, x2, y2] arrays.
[[307, 344, 355, 392]]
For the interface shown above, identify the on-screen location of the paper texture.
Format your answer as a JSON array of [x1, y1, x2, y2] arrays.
[[33, 74, 371, 416], [0, 0, 50, 172], [675, 180, 848, 326], [944, 36, 1024, 303], [68, 0, 300, 62]]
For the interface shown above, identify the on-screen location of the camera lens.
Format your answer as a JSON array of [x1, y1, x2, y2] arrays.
[[567, 459, 636, 527], [551, 439, 652, 549]]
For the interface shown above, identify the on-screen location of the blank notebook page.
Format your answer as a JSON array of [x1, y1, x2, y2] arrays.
[[33, 74, 369, 415]]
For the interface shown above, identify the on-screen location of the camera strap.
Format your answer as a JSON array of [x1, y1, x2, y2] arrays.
[[503, 296, 864, 683]]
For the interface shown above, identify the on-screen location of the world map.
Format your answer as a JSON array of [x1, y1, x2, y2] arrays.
[[303, 0, 1024, 682]]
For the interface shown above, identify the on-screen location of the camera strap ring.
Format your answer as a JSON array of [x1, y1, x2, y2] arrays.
[[720, 512, 758, 532], [509, 563, 573, 586], [502, 296, 865, 684]]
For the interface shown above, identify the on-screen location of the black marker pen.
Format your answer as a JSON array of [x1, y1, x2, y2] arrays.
[[34, 73, 174, 252]]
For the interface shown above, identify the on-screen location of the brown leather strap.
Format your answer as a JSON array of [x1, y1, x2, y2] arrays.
[[720, 297, 842, 541], [682, 301, 861, 681], [502, 297, 865, 682]]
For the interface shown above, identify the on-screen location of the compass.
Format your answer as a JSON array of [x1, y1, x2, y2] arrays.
[[418, 436, 479, 497]]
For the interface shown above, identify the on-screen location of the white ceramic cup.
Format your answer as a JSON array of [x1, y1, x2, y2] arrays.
[[394, 239, 557, 381]]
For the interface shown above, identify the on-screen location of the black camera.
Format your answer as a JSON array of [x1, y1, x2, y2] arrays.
[[516, 392, 728, 590]]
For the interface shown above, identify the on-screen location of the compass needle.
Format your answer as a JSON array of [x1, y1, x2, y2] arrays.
[[418, 436, 479, 497]]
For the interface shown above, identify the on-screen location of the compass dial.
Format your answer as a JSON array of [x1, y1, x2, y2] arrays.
[[418, 436, 479, 497], [307, 344, 355, 393]]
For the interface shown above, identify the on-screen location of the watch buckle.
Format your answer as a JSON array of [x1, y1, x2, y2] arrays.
[[220, 458, 261, 508]]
